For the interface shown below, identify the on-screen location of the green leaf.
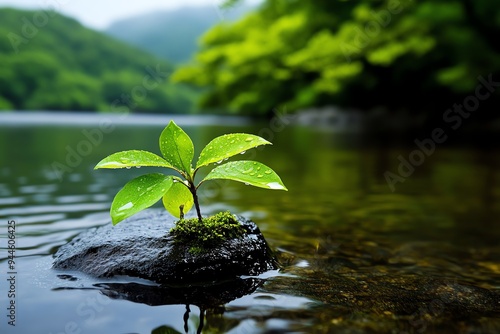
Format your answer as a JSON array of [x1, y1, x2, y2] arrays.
[[196, 134, 271, 169], [152, 326, 183, 334], [162, 181, 194, 218], [159, 121, 194, 175], [94, 150, 173, 169], [110, 173, 174, 225], [201, 161, 287, 190]]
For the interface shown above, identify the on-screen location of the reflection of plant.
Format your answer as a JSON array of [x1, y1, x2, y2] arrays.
[[95, 120, 287, 225]]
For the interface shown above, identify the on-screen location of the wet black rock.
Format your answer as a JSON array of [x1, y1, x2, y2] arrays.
[[53, 211, 277, 284]]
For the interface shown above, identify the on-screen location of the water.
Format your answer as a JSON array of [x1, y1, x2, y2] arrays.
[[0, 113, 499, 333]]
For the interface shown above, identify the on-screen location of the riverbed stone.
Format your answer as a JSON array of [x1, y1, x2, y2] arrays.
[[53, 211, 277, 284]]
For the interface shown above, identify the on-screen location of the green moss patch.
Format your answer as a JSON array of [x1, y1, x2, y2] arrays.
[[170, 211, 246, 251]]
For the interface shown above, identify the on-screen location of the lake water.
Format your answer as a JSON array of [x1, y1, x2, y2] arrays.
[[0, 113, 499, 333]]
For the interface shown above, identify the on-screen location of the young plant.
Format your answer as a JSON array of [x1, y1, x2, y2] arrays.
[[95, 121, 287, 225]]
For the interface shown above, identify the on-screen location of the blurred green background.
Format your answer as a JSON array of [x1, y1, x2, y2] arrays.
[[175, 0, 500, 118], [0, 0, 499, 124]]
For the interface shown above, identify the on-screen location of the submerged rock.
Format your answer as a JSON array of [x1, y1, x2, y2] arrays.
[[53, 211, 277, 284], [267, 236, 500, 333]]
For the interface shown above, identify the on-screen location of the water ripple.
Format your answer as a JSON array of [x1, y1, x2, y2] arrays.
[[0, 196, 26, 205], [0, 202, 109, 216]]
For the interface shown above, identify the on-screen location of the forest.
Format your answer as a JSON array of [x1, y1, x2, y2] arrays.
[[1, 1, 500, 122], [0, 8, 195, 113], [174, 0, 500, 120]]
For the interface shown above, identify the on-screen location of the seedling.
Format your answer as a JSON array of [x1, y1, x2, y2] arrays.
[[95, 121, 287, 225]]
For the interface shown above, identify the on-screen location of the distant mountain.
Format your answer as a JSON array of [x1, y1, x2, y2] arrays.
[[106, 5, 252, 64], [0, 8, 195, 113]]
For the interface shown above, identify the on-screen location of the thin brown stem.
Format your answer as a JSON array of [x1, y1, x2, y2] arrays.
[[189, 183, 203, 223]]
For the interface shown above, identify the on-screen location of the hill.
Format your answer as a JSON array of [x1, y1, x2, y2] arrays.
[[105, 5, 251, 64], [0, 8, 195, 113]]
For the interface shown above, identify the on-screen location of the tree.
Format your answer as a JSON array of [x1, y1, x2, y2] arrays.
[[173, 0, 500, 119]]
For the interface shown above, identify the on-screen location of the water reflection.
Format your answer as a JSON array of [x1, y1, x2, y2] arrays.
[[1, 117, 499, 333], [54, 277, 264, 334]]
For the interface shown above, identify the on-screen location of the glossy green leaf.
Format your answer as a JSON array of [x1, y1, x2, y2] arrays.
[[94, 150, 173, 169], [159, 121, 194, 175], [196, 134, 271, 169], [201, 161, 287, 190], [162, 181, 194, 218], [110, 173, 173, 225]]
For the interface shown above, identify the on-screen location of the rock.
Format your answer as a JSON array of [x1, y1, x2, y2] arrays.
[[264, 273, 500, 332], [53, 211, 277, 284]]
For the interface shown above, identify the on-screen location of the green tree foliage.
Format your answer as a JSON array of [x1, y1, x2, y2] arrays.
[[0, 8, 195, 113], [174, 0, 500, 117]]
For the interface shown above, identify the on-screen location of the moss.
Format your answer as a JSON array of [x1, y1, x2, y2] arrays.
[[187, 246, 204, 255], [170, 211, 246, 250]]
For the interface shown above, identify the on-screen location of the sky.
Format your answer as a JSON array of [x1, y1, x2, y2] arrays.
[[0, 0, 261, 30]]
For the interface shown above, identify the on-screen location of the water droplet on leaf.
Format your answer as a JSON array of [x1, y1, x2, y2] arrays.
[[267, 182, 285, 190], [117, 202, 134, 211]]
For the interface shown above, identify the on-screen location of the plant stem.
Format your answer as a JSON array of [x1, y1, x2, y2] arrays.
[[190, 183, 203, 223]]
